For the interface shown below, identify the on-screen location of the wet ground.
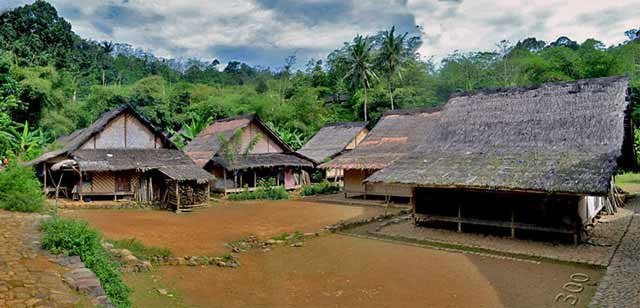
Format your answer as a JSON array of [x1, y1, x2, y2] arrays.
[[157, 234, 602, 308], [63, 200, 604, 307], [63, 200, 392, 256]]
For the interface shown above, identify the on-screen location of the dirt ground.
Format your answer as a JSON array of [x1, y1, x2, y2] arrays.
[[62, 200, 391, 256], [151, 234, 602, 308]]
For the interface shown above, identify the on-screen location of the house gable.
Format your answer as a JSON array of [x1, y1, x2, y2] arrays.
[[80, 110, 167, 150], [242, 122, 283, 154]]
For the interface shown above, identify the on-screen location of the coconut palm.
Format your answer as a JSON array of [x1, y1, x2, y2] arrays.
[[344, 35, 378, 122], [379, 26, 407, 110]]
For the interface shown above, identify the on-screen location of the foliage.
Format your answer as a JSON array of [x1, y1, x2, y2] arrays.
[[217, 128, 261, 165], [0, 161, 44, 212], [227, 178, 289, 201], [0, 1, 639, 165], [300, 181, 341, 196], [41, 218, 131, 308], [109, 238, 172, 261]]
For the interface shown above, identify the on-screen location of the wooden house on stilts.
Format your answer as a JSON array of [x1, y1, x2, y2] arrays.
[[184, 114, 313, 194], [320, 108, 441, 201], [29, 105, 212, 212], [297, 121, 369, 181], [367, 77, 635, 243]]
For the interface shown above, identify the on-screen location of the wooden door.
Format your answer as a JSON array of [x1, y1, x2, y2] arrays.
[[115, 173, 131, 192]]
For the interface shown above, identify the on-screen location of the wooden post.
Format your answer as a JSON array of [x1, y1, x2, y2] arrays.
[[43, 164, 47, 194], [176, 182, 180, 211], [240, 171, 243, 188], [457, 204, 462, 232], [79, 171, 84, 201], [411, 187, 417, 225], [223, 171, 227, 196], [253, 170, 257, 187], [511, 208, 515, 238]]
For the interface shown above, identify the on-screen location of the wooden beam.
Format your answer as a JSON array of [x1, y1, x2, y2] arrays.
[[43, 164, 47, 193]]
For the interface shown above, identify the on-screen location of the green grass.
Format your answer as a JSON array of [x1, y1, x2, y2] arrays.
[[110, 239, 172, 261], [615, 172, 640, 193], [271, 231, 303, 241], [41, 218, 131, 308]]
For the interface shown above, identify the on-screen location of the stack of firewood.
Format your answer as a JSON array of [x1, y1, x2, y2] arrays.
[[177, 185, 208, 205]]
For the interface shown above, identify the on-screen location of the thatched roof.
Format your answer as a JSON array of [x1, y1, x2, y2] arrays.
[[28, 105, 176, 166], [210, 153, 314, 171], [297, 122, 368, 164], [184, 114, 293, 167], [320, 107, 442, 170], [367, 76, 632, 195], [71, 149, 212, 182]]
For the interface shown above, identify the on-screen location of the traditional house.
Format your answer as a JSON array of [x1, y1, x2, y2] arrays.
[[184, 114, 313, 193], [367, 77, 634, 242], [320, 108, 441, 200], [29, 105, 212, 212], [297, 122, 369, 181]]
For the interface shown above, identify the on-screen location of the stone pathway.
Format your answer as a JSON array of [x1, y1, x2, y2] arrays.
[[0, 210, 81, 307], [589, 199, 640, 308]]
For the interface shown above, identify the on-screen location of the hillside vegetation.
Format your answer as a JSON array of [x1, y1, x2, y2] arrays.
[[0, 1, 639, 162]]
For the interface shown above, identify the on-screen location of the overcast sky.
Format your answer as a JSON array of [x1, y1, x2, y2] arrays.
[[2, 0, 639, 68]]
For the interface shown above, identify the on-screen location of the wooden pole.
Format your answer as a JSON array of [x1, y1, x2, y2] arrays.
[[457, 204, 462, 232], [79, 171, 84, 201], [176, 181, 180, 211], [223, 171, 227, 196], [43, 164, 47, 194], [253, 170, 257, 187], [511, 208, 515, 238]]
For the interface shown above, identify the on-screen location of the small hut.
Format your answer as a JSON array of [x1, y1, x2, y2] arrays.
[[320, 108, 441, 200], [184, 114, 314, 194], [367, 77, 634, 242], [297, 122, 369, 181], [29, 105, 212, 212]]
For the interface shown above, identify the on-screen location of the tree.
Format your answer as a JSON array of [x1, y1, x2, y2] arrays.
[[344, 35, 378, 121], [379, 26, 408, 110]]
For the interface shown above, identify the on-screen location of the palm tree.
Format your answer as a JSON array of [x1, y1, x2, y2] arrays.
[[379, 26, 407, 110], [344, 35, 378, 122]]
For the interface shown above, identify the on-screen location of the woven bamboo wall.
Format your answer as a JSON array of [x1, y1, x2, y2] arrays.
[[86, 172, 115, 193], [344, 169, 366, 194]]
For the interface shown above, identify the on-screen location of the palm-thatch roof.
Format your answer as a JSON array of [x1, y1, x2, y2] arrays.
[[320, 108, 442, 170], [184, 114, 309, 170], [367, 76, 632, 195], [28, 105, 210, 182], [210, 153, 314, 170], [297, 122, 368, 164], [28, 105, 176, 166]]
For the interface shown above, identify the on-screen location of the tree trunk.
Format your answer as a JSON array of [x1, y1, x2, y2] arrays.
[[387, 77, 394, 110], [363, 86, 368, 122]]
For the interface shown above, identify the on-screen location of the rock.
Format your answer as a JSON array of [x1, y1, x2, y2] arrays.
[[102, 242, 114, 249], [266, 239, 277, 245], [290, 242, 304, 247], [124, 255, 137, 263], [156, 288, 168, 295]]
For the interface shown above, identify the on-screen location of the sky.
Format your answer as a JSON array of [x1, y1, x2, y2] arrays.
[[2, 0, 639, 68]]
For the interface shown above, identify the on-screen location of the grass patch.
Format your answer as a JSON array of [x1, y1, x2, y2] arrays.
[[110, 239, 172, 261], [271, 231, 303, 241], [228, 178, 289, 201], [615, 172, 640, 184], [41, 218, 131, 308], [300, 181, 340, 196]]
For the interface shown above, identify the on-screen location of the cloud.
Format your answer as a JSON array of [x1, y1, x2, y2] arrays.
[[3, 0, 639, 67]]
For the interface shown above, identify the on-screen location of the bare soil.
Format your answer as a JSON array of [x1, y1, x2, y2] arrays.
[[62, 200, 391, 256], [156, 234, 602, 308]]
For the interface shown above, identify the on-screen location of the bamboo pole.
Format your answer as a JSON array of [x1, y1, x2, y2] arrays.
[[176, 181, 180, 211], [43, 164, 47, 194]]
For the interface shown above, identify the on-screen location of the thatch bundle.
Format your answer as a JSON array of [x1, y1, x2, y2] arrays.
[[320, 107, 441, 170], [368, 76, 632, 196], [297, 122, 368, 164]]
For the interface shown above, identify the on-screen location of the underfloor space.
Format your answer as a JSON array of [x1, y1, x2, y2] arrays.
[[362, 206, 633, 266]]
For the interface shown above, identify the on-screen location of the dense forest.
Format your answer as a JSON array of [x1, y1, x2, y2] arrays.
[[1, 1, 639, 162]]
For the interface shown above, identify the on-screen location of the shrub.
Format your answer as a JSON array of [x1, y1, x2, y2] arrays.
[[300, 181, 341, 196], [110, 238, 172, 261], [41, 218, 131, 308], [0, 161, 44, 212], [228, 177, 289, 201]]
